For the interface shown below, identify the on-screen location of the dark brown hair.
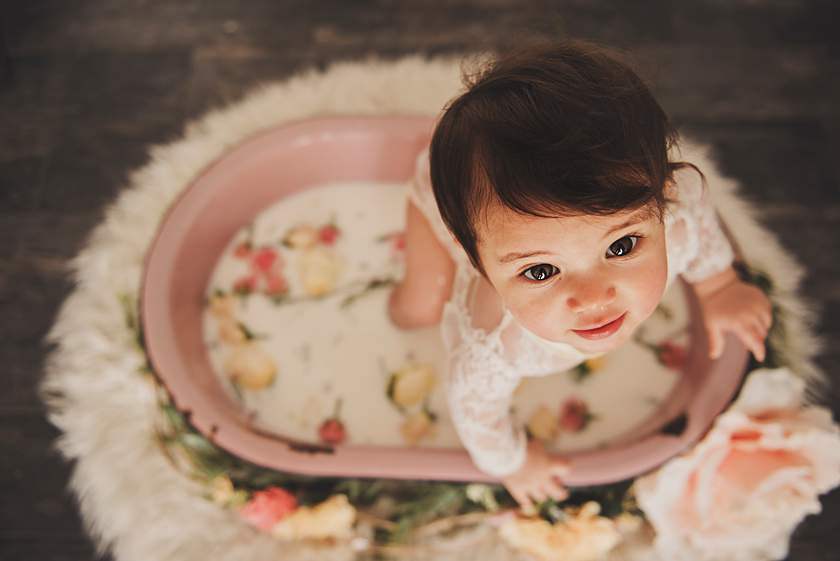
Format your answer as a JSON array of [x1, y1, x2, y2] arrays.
[[429, 40, 690, 275]]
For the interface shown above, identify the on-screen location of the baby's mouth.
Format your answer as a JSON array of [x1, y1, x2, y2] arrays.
[[571, 312, 627, 341]]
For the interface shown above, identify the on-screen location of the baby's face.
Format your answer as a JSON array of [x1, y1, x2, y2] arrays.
[[476, 201, 668, 355]]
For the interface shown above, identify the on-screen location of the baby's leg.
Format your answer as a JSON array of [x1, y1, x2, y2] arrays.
[[388, 200, 455, 329]]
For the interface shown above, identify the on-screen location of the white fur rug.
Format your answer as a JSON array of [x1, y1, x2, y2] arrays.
[[40, 55, 827, 561]]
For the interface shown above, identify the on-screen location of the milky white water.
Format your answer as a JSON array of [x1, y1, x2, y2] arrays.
[[202, 181, 683, 453]]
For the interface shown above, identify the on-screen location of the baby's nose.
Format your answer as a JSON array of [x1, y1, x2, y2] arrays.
[[566, 284, 617, 312]]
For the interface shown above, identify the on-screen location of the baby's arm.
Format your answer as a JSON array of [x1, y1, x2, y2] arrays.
[[692, 266, 772, 362], [447, 346, 569, 511], [678, 171, 772, 361], [388, 146, 456, 329], [388, 199, 455, 329]]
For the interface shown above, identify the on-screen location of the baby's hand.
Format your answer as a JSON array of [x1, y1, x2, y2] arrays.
[[694, 268, 773, 362], [502, 439, 570, 513]]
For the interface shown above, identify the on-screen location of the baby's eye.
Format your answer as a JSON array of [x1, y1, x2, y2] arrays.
[[522, 264, 559, 282], [606, 235, 639, 258]]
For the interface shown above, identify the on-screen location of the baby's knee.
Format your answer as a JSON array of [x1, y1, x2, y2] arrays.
[[388, 282, 445, 329]]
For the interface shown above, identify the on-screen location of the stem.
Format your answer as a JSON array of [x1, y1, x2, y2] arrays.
[[410, 512, 492, 539]]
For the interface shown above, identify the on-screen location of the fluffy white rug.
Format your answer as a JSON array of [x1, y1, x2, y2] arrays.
[[40, 55, 826, 561]]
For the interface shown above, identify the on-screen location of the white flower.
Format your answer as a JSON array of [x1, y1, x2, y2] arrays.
[[633, 367, 840, 561], [465, 484, 500, 512], [272, 494, 357, 540], [498, 501, 622, 561]]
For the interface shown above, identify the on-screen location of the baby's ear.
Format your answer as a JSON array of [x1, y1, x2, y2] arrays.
[[662, 178, 680, 202]]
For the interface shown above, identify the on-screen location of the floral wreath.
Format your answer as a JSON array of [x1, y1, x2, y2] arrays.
[[127, 217, 840, 561]]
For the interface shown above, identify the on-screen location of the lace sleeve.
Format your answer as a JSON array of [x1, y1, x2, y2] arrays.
[[439, 268, 585, 477], [444, 330, 528, 477], [674, 167, 736, 283], [438, 268, 530, 477]]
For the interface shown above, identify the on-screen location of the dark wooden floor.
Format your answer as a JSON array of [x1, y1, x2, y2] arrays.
[[1, 1, 839, 560]]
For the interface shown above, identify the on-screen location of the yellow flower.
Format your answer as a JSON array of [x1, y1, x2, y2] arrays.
[[230, 490, 249, 508], [271, 494, 357, 541], [298, 247, 342, 296], [527, 405, 558, 442], [583, 355, 606, 372], [210, 475, 235, 505], [283, 224, 319, 249], [400, 410, 436, 445], [613, 512, 643, 535], [217, 318, 247, 344], [389, 363, 436, 407], [224, 342, 277, 390], [498, 501, 621, 561], [208, 292, 237, 319]]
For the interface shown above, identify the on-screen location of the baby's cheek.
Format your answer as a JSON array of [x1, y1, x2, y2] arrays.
[[507, 290, 565, 339], [631, 253, 669, 321]]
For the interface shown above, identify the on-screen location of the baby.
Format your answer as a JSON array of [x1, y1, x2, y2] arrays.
[[388, 40, 772, 512]]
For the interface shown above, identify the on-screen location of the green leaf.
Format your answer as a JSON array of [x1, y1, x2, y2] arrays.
[[270, 294, 289, 305], [161, 403, 187, 432], [654, 303, 673, 320], [386, 373, 397, 402], [334, 479, 363, 502], [572, 362, 591, 383], [238, 322, 256, 340], [181, 433, 222, 457], [387, 485, 466, 543]]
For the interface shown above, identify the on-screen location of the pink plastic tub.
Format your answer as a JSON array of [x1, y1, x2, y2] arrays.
[[141, 115, 749, 485]]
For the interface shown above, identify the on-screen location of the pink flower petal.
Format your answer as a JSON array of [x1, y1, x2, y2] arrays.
[[264, 273, 288, 295], [252, 248, 279, 273], [318, 224, 340, 245], [239, 487, 298, 531], [233, 275, 258, 294]]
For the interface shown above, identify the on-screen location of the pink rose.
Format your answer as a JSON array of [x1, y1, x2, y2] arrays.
[[318, 418, 346, 445], [656, 341, 687, 370], [239, 487, 298, 531], [251, 247, 280, 273], [233, 274, 258, 295], [318, 399, 347, 445], [559, 397, 592, 433], [378, 230, 406, 260], [233, 241, 252, 258], [391, 232, 406, 257], [264, 272, 288, 296], [634, 368, 840, 561], [318, 224, 340, 245]]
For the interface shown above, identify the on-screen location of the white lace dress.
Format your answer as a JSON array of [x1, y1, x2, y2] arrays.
[[407, 147, 736, 477]]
